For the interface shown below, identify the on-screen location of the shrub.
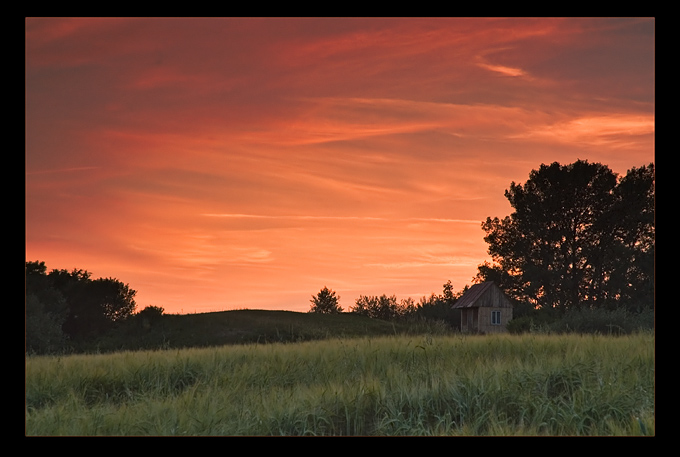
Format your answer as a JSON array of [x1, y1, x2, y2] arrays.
[[135, 305, 165, 331], [506, 316, 534, 334], [138, 305, 165, 319], [550, 307, 637, 334], [508, 307, 654, 335]]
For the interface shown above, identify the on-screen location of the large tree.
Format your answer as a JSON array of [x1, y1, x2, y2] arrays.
[[26, 261, 138, 342], [476, 160, 654, 312]]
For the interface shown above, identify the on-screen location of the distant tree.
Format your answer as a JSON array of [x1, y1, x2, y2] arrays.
[[442, 279, 455, 303], [476, 160, 654, 312], [309, 287, 343, 314], [412, 280, 463, 327], [397, 297, 418, 319], [350, 294, 399, 320]]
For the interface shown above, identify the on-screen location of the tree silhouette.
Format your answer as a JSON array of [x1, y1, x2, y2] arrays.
[[476, 160, 654, 312], [350, 294, 399, 320], [25, 261, 68, 353], [26, 262, 138, 343], [309, 286, 342, 314]]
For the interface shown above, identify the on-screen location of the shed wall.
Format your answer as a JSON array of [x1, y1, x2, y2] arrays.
[[477, 306, 513, 333]]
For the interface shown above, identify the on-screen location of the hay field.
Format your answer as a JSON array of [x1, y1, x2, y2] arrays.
[[25, 332, 654, 436]]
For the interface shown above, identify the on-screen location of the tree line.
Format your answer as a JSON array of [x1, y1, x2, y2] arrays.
[[309, 281, 463, 327]]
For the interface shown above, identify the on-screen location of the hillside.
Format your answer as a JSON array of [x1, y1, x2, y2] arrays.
[[95, 309, 425, 353]]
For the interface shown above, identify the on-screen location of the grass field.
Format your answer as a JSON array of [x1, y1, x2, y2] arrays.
[[25, 331, 654, 436]]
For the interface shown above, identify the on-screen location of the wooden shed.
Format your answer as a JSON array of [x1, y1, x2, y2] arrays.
[[452, 281, 513, 333]]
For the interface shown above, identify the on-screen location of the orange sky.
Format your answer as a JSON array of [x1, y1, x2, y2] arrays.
[[25, 18, 655, 314]]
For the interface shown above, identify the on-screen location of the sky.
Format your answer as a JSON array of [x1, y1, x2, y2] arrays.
[[25, 17, 655, 314]]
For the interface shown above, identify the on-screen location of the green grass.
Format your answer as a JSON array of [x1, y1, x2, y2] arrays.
[[26, 332, 654, 436]]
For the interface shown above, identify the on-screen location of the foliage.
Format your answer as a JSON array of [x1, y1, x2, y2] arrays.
[[133, 305, 165, 331], [413, 280, 463, 329], [309, 287, 343, 314], [25, 261, 138, 353], [25, 294, 67, 354], [548, 307, 654, 335], [348, 281, 464, 328], [26, 333, 654, 436], [137, 305, 165, 320], [349, 294, 424, 321], [25, 261, 69, 354], [476, 160, 654, 312], [350, 294, 399, 320], [508, 307, 654, 335]]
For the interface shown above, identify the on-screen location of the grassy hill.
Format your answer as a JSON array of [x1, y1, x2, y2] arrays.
[[92, 310, 437, 353]]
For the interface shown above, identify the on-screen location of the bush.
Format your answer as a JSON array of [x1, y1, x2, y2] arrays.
[[551, 307, 653, 335], [135, 305, 165, 330], [507, 316, 534, 334], [413, 293, 460, 329], [138, 305, 165, 319], [508, 307, 654, 335]]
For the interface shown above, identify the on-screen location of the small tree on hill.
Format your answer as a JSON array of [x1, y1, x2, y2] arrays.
[[309, 287, 342, 314]]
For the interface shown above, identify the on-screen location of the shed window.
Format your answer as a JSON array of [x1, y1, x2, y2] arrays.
[[491, 310, 501, 325]]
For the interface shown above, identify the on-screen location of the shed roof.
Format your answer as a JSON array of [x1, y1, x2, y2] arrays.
[[452, 281, 512, 309]]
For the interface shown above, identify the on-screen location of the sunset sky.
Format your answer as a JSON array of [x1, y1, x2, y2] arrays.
[[25, 17, 655, 314]]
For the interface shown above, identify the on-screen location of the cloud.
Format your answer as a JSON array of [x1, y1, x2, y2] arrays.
[[513, 113, 655, 148], [477, 62, 527, 77], [201, 213, 480, 224], [26, 166, 101, 176]]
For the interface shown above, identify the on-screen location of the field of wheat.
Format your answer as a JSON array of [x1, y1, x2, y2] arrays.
[[25, 332, 654, 436]]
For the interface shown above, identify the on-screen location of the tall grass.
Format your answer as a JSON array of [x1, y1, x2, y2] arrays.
[[26, 332, 654, 436]]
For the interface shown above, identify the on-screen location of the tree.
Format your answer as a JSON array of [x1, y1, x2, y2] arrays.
[[25, 261, 68, 353], [309, 286, 342, 314], [476, 160, 654, 312], [25, 262, 138, 341], [413, 280, 463, 327], [60, 275, 137, 338], [350, 294, 399, 320]]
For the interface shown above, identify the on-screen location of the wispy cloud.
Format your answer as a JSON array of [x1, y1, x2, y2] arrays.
[[201, 213, 480, 224], [26, 166, 101, 175], [513, 113, 655, 148], [477, 62, 527, 77]]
